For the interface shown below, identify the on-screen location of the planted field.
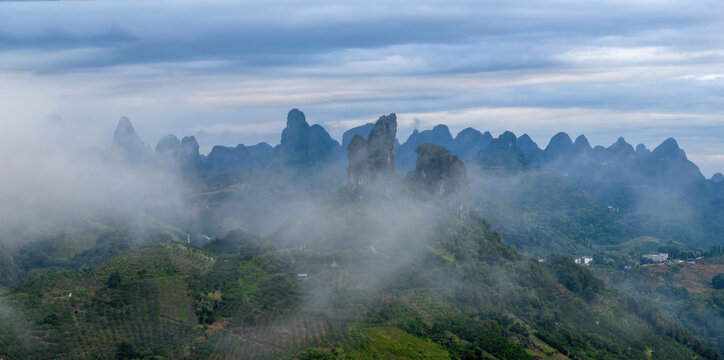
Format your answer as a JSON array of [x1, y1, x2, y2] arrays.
[[344, 326, 451, 359], [49, 277, 199, 359], [205, 314, 332, 359], [0, 244, 212, 359]]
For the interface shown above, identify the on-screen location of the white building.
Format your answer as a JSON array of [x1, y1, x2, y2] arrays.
[[643, 253, 668, 263]]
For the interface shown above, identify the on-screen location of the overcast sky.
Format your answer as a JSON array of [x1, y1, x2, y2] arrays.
[[1, 0, 723, 176]]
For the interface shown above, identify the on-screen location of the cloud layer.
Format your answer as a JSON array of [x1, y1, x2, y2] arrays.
[[1, 0, 723, 175]]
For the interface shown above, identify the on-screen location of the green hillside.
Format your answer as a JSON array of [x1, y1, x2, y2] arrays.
[[594, 256, 724, 357], [1, 194, 718, 359], [0, 217, 188, 289], [471, 171, 630, 256], [0, 243, 211, 359]]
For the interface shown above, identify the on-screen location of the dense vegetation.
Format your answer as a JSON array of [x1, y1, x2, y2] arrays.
[[471, 171, 629, 256], [593, 256, 724, 358]]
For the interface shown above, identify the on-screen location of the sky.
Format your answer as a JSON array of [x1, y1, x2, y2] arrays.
[[0, 0, 723, 176]]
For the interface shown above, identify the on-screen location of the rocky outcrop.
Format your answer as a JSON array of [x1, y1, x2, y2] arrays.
[[154, 134, 204, 173], [342, 123, 375, 150], [156, 134, 181, 155], [413, 143, 467, 196], [396, 125, 455, 171], [347, 113, 397, 189], [367, 114, 397, 172], [204, 142, 274, 174], [347, 135, 371, 188], [410, 143, 469, 217], [279, 109, 341, 168], [110, 117, 151, 162], [206, 144, 252, 175]]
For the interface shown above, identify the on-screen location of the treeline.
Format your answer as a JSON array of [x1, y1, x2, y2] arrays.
[[401, 316, 531, 360]]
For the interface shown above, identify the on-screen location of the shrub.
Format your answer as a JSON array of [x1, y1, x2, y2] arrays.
[[712, 273, 724, 290]]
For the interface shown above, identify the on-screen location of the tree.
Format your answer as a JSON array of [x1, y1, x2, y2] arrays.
[[115, 341, 139, 360], [107, 270, 122, 288]]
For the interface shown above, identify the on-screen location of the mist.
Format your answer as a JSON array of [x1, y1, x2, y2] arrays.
[[1, 108, 722, 359], [0, 115, 197, 249]]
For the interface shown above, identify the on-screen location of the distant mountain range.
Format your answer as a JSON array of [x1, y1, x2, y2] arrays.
[[110, 108, 722, 181], [108, 108, 724, 248]]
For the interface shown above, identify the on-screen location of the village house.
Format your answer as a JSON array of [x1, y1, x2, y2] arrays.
[[643, 253, 668, 263]]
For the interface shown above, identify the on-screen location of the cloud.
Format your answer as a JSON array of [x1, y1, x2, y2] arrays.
[[0, 0, 723, 175]]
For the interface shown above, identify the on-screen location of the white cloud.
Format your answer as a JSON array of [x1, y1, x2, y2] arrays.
[[557, 46, 724, 65], [679, 73, 724, 81]]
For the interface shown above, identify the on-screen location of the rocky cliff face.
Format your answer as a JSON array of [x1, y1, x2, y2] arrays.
[[366, 114, 397, 172], [347, 113, 397, 189], [347, 135, 371, 188], [413, 143, 467, 196]]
